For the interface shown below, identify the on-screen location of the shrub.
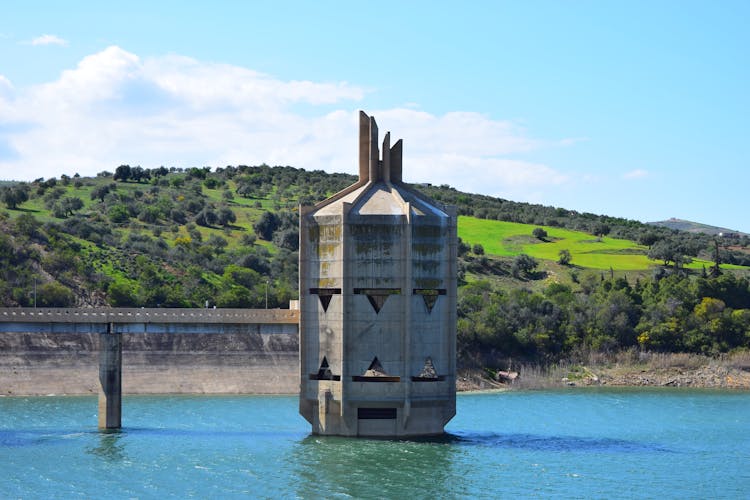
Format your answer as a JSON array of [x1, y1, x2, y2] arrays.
[[37, 281, 75, 307]]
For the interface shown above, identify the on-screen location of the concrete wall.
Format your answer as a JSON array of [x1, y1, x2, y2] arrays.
[[0, 330, 299, 396]]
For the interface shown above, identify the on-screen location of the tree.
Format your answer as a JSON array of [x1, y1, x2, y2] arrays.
[[0, 184, 30, 209], [130, 166, 150, 183], [592, 222, 611, 237], [511, 254, 538, 278], [558, 249, 572, 265], [217, 207, 237, 226], [472, 243, 485, 255], [60, 197, 84, 216], [253, 211, 279, 240], [114, 165, 132, 182], [532, 227, 548, 240], [648, 239, 680, 267], [90, 184, 111, 202], [195, 208, 218, 227], [273, 227, 299, 251]]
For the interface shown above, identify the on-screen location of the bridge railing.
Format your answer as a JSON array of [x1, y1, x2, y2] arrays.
[[0, 307, 300, 324]]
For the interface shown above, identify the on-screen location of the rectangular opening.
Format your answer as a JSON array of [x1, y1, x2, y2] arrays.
[[412, 288, 446, 296], [309, 288, 341, 295], [353, 288, 401, 295], [357, 407, 397, 420], [309, 374, 341, 381], [351, 375, 400, 382]]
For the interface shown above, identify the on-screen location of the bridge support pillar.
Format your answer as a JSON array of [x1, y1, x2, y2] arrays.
[[98, 323, 122, 430]]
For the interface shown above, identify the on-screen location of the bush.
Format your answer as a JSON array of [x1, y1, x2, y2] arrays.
[[37, 281, 75, 307], [108, 281, 139, 307], [108, 204, 130, 223], [558, 249, 572, 265], [512, 254, 538, 278]]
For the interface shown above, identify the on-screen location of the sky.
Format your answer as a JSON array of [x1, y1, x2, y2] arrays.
[[1, 1, 748, 232]]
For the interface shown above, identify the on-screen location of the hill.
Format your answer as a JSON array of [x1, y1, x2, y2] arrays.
[[1, 165, 749, 363], [648, 218, 748, 237]]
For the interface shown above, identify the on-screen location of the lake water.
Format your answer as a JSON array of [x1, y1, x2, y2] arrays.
[[1, 389, 748, 498]]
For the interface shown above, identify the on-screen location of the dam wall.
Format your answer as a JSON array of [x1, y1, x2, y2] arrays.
[[0, 330, 299, 396]]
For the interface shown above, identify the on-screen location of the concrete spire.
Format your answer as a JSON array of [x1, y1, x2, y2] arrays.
[[358, 110, 402, 184], [358, 111, 370, 183], [390, 139, 402, 183]]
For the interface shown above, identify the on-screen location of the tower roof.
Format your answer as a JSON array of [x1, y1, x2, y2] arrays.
[[311, 111, 449, 218]]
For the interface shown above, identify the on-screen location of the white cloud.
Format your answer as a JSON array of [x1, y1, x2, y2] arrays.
[[622, 169, 648, 180], [0, 46, 572, 201], [30, 34, 68, 46], [0, 75, 12, 93]]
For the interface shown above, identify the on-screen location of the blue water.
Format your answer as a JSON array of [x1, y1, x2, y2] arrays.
[[1, 389, 749, 498]]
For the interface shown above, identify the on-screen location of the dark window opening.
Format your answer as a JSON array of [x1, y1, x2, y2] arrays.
[[352, 356, 400, 382], [413, 289, 446, 313], [309, 356, 341, 381], [358, 407, 397, 419], [310, 288, 341, 313], [353, 288, 400, 314], [411, 356, 445, 382]]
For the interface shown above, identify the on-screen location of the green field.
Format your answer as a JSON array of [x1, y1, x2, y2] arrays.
[[457, 216, 724, 271]]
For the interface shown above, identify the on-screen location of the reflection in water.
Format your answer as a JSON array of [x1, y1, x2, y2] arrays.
[[288, 434, 459, 498], [87, 429, 127, 462], [284, 430, 671, 498]]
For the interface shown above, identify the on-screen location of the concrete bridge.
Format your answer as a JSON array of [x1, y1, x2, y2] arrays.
[[0, 307, 300, 429]]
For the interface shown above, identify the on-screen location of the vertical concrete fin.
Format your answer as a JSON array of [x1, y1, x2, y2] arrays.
[[358, 111, 370, 183], [382, 132, 391, 183], [369, 116, 380, 182], [390, 139, 403, 183]]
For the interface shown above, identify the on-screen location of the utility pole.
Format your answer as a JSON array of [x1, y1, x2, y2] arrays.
[[265, 279, 269, 309]]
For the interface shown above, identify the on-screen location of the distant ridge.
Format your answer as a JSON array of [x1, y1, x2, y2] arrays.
[[648, 218, 747, 237]]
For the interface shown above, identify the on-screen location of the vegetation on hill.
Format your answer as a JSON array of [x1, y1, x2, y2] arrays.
[[1, 165, 749, 365], [648, 218, 748, 237]]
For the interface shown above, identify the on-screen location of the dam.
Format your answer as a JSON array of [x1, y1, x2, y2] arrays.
[[0, 307, 299, 428]]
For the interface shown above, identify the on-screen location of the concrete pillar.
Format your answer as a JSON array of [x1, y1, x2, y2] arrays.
[[98, 322, 122, 429]]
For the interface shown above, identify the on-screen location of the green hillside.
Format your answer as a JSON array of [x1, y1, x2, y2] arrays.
[[459, 216, 653, 270], [457, 216, 743, 272], [2, 165, 750, 362]]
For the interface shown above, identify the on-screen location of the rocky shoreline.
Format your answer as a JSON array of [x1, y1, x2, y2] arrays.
[[458, 357, 750, 391], [3, 364, 750, 397]]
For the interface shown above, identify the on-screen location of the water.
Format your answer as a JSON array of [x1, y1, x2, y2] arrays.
[[1, 389, 749, 498]]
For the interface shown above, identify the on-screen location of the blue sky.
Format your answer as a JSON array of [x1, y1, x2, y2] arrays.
[[1, 1, 748, 231]]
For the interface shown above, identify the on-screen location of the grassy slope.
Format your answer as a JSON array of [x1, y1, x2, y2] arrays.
[[457, 216, 740, 271]]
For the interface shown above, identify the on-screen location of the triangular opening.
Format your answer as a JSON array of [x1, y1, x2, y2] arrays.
[[316, 356, 333, 380], [413, 289, 445, 314], [421, 294, 438, 313], [310, 288, 340, 313], [319, 294, 333, 312], [417, 357, 437, 379], [366, 294, 389, 313], [364, 356, 387, 377]]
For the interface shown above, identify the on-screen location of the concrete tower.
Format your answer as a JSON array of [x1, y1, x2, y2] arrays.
[[299, 111, 457, 437]]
